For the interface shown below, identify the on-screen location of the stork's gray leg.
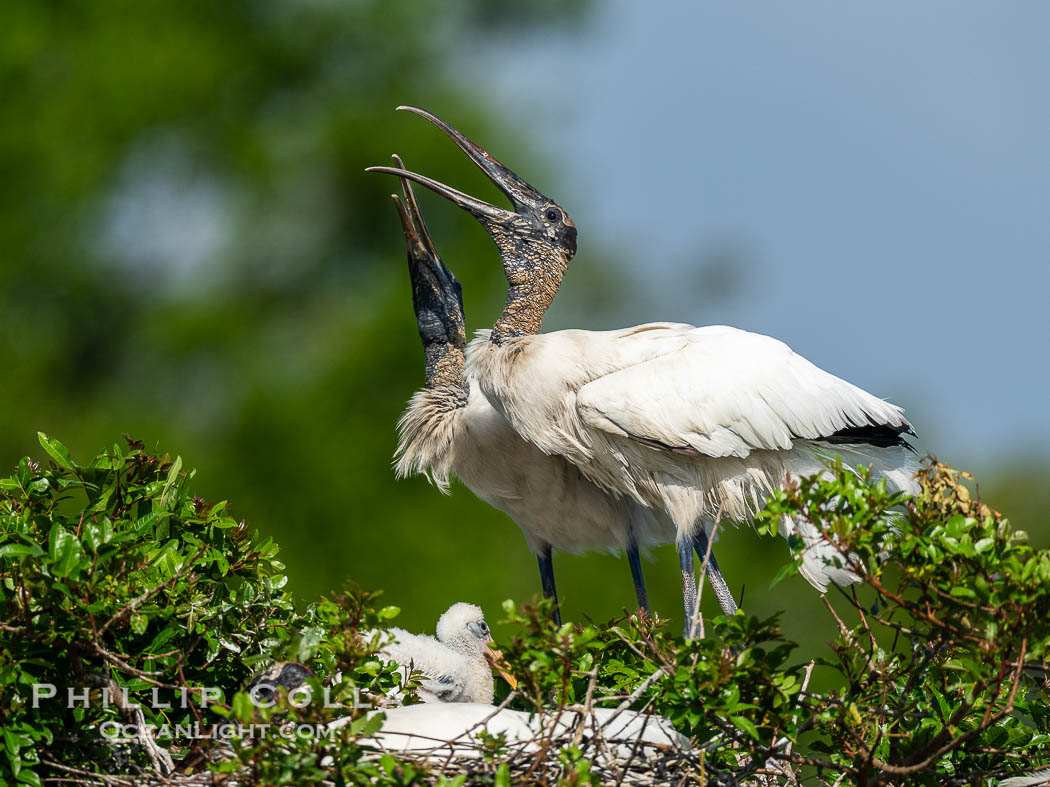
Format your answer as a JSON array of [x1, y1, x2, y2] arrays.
[[626, 540, 651, 615], [678, 542, 698, 639], [537, 546, 562, 627], [691, 530, 739, 617]]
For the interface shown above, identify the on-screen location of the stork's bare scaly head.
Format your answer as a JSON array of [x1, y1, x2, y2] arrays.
[[368, 107, 577, 294]]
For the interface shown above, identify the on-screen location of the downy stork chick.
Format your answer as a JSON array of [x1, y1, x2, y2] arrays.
[[389, 155, 674, 624], [374, 602, 514, 704], [370, 108, 919, 638]]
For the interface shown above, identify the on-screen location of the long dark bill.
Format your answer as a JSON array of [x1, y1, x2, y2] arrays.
[[395, 105, 546, 210], [391, 154, 440, 270], [370, 163, 514, 223], [389, 154, 464, 320]]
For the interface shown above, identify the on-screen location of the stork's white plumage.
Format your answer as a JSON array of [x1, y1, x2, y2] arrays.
[[467, 322, 919, 595], [370, 107, 919, 636], [396, 376, 673, 557], [468, 322, 916, 522], [346, 702, 689, 759]]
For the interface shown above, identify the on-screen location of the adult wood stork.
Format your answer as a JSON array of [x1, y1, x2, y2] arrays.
[[370, 108, 919, 637], [388, 160, 675, 624]]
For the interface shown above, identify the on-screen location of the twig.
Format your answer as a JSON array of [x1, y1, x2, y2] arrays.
[[96, 550, 202, 639], [866, 636, 1028, 781], [783, 660, 815, 757], [38, 756, 131, 786], [601, 666, 668, 731], [571, 667, 599, 748]]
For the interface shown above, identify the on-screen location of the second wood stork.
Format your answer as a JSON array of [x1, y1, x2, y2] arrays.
[[370, 108, 919, 637], [388, 159, 675, 625]]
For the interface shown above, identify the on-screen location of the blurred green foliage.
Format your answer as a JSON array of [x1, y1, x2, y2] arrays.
[[1, 0, 1045, 661]]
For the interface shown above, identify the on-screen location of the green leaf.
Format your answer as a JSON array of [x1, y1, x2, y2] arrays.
[[134, 511, 159, 534], [47, 524, 71, 563], [3, 726, 21, 755], [768, 559, 798, 589], [47, 525, 84, 579], [150, 538, 180, 571], [729, 715, 760, 740], [148, 626, 177, 652], [0, 543, 44, 560], [351, 713, 385, 738], [213, 553, 230, 575], [161, 456, 183, 507], [37, 432, 74, 469], [231, 691, 255, 720]]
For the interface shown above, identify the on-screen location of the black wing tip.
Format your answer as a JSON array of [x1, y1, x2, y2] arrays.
[[816, 423, 917, 452]]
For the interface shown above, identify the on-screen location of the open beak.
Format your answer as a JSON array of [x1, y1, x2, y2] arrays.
[[367, 106, 547, 224], [398, 105, 545, 211], [483, 643, 518, 690], [373, 163, 514, 223], [390, 154, 463, 306], [391, 153, 440, 268]]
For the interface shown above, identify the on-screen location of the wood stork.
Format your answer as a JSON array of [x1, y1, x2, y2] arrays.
[[370, 602, 513, 704], [388, 160, 675, 624], [369, 108, 919, 637]]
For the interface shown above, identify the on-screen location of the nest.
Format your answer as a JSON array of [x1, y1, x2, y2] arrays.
[[340, 701, 709, 786]]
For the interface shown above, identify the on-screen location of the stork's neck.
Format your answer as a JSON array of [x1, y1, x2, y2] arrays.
[[490, 261, 566, 344], [423, 343, 468, 398]]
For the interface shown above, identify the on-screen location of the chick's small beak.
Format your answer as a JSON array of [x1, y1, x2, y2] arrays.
[[483, 643, 518, 690]]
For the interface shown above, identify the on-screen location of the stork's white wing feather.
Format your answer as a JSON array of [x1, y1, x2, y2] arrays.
[[575, 325, 910, 459]]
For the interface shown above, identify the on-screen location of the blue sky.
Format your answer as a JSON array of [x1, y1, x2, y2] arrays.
[[457, 1, 1050, 470]]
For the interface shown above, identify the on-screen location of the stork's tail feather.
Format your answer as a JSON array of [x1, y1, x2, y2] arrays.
[[786, 516, 862, 593], [779, 446, 918, 593], [795, 441, 921, 496]]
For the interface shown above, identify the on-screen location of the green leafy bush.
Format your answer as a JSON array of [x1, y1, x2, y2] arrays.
[[3, 437, 1049, 785], [491, 460, 1050, 785], [0, 435, 408, 785]]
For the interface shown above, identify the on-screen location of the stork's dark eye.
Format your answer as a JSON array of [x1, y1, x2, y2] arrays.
[[545, 208, 561, 223]]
